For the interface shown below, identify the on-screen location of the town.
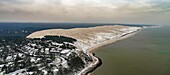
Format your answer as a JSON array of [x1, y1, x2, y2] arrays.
[[0, 36, 93, 75]]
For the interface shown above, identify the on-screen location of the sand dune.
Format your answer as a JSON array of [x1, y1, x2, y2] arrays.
[[27, 25, 141, 52], [27, 25, 142, 75]]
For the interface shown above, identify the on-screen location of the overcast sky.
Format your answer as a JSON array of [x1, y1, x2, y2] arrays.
[[0, 0, 170, 25]]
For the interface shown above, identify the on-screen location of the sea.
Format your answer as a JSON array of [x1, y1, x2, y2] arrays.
[[0, 23, 169, 75]]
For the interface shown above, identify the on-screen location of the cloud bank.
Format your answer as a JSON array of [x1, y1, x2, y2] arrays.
[[0, 0, 170, 24]]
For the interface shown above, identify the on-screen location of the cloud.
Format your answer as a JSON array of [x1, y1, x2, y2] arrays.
[[0, 0, 169, 23], [0, 0, 33, 4]]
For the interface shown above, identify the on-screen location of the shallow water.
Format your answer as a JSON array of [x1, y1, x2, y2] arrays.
[[92, 25, 170, 75]]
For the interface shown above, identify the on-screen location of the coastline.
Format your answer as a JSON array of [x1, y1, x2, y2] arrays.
[[88, 31, 138, 53], [81, 30, 140, 75], [26, 25, 142, 75]]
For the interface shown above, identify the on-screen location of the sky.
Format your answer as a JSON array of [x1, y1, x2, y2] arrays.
[[0, 0, 170, 25]]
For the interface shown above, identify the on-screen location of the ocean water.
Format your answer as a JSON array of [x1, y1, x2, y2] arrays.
[[92, 25, 170, 75]]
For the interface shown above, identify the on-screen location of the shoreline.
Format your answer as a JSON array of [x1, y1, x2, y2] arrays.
[[88, 31, 138, 53], [82, 30, 140, 75]]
